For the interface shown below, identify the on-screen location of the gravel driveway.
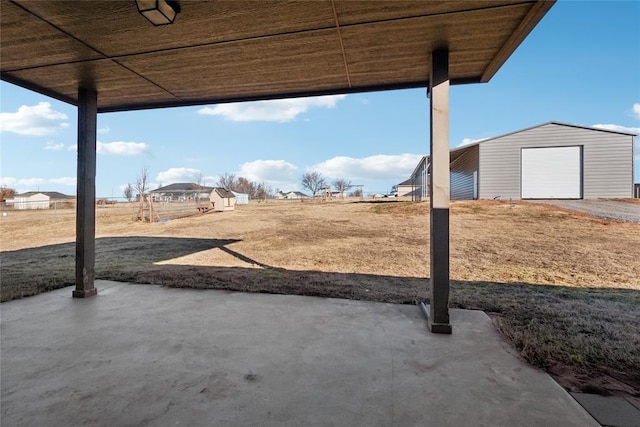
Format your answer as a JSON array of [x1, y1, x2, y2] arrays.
[[532, 200, 640, 223]]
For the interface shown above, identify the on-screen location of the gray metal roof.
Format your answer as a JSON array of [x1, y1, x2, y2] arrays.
[[14, 191, 74, 199], [151, 183, 213, 193], [451, 121, 638, 155]]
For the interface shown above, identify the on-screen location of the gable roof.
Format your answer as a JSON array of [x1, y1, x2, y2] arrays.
[[15, 191, 74, 199], [213, 188, 236, 199], [451, 121, 637, 154], [288, 191, 309, 197], [151, 183, 213, 193], [1, 1, 554, 113]]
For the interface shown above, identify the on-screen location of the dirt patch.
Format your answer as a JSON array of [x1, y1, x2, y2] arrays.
[[1, 199, 639, 398]]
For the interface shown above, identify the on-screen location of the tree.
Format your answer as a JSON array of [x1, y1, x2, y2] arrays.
[[236, 176, 256, 196], [301, 172, 326, 197], [217, 173, 238, 190], [255, 182, 273, 200], [123, 183, 133, 202], [133, 167, 152, 222], [133, 167, 149, 199], [332, 178, 351, 198], [0, 186, 16, 202], [194, 172, 205, 204]]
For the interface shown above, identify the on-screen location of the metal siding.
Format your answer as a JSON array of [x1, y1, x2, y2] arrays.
[[479, 123, 633, 200], [409, 156, 429, 201], [451, 145, 479, 200]]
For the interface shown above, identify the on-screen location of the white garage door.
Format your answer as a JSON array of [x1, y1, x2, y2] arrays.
[[521, 146, 581, 199]]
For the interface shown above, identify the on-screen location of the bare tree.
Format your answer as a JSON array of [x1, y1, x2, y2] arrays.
[[301, 171, 326, 197], [236, 176, 256, 196], [194, 172, 205, 205], [255, 182, 273, 200], [0, 186, 16, 202], [133, 167, 149, 199], [133, 167, 151, 222], [350, 188, 363, 198], [217, 173, 238, 190], [332, 178, 352, 198], [123, 183, 134, 202]]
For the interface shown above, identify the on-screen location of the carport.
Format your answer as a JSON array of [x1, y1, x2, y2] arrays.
[[1, 0, 554, 333]]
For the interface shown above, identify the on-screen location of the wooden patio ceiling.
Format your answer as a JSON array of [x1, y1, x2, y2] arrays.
[[1, 1, 553, 113]]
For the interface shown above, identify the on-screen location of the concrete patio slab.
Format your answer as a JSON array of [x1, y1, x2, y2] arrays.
[[1, 281, 597, 426]]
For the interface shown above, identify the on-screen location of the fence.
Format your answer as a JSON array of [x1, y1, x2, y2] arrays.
[[0, 198, 210, 222]]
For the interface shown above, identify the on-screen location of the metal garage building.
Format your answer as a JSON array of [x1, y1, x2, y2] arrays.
[[446, 122, 635, 200]]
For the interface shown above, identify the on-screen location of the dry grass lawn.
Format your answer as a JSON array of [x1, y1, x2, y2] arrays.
[[1, 199, 639, 398]]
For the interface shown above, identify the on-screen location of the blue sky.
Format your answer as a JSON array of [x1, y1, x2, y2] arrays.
[[1, 1, 639, 198]]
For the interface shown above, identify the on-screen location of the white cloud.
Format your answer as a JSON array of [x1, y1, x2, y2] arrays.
[[591, 124, 640, 135], [156, 168, 203, 183], [238, 160, 298, 189], [0, 102, 69, 136], [11, 177, 47, 188], [311, 154, 423, 181], [197, 95, 347, 122], [0, 177, 18, 188], [457, 137, 487, 148], [66, 141, 149, 156], [0, 176, 75, 192], [44, 142, 65, 151], [97, 141, 149, 156], [98, 125, 110, 134], [632, 103, 640, 120], [203, 175, 219, 186], [48, 177, 76, 186]]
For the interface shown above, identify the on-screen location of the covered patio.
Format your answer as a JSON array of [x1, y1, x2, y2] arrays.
[[0, 1, 599, 425], [1, 0, 555, 333], [0, 281, 597, 426]]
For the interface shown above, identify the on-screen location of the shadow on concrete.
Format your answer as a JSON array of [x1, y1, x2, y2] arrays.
[[0, 237, 240, 301], [0, 281, 599, 427], [2, 236, 639, 397]]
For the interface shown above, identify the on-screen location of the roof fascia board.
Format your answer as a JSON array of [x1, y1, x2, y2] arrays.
[[95, 78, 481, 113], [548, 121, 638, 136], [481, 0, 556, 82], [450, 120, 636, 156]]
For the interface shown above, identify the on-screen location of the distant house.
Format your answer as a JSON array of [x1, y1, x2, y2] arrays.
[[12, 191, 74, 210], [396, 179, 418, 197], [150, 183, 212, 202], [231, 191, 249, 204], [286, 191, 309, 199], [210, 188, 236, 211], [276, 191, 309, 199], [151, 183, 236, 211]]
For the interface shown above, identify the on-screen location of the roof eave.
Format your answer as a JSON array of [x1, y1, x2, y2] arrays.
[[480, 0, 556, 82]]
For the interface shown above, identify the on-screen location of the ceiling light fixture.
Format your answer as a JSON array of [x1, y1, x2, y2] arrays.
[[135, 0, 178, 26]]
